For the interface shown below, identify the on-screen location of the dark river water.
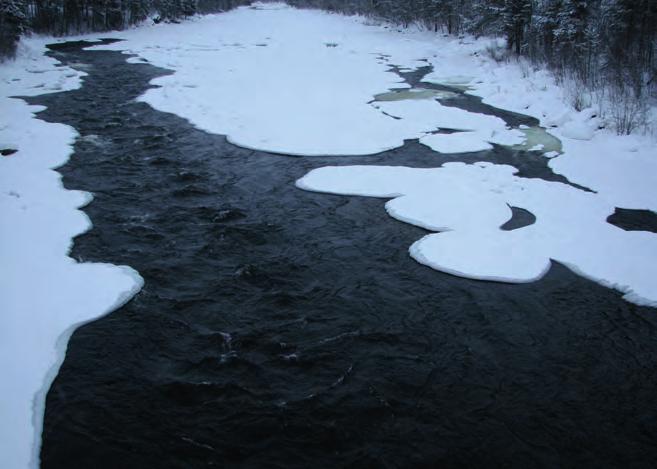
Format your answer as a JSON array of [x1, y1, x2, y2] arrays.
[[25, 40, 657, 468]]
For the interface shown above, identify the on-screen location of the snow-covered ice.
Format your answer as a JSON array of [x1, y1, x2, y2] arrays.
[[90, 2, 522, 156], [3, 3, 657, 465], [0, 40, 143, 469], [419, 131, 496, 153], [551, 133, 657, 212], [424, 41, 657, 211], [297, 162, 657, 306], [85, 2, 655, 305], [79, 1, 654, 212]]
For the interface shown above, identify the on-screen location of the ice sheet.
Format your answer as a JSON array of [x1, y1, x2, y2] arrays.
[[297, 162, 657, 306]]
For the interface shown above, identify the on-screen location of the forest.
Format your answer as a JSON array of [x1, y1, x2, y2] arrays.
[[2, 0, 656, 133], [0, 0, 250, 57]]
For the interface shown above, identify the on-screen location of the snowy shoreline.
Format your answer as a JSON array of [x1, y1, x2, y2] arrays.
[[1, 2, 656, 467], [87, 2, 656, 304], [0, 40, 143, 468], [423, 45, 657, 213]]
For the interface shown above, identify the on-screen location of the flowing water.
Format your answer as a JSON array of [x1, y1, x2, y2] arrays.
[[25, 41, 657, 468]]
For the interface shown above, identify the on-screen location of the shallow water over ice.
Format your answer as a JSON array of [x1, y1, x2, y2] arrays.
[[32, 42, 657, 469], [514, 126, 563, 154], [372, 88, 457, 102]]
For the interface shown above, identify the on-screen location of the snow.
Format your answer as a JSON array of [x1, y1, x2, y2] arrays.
[[420, 131, 495, 153], [426, 44, 657, 211], [89, 3, 522, 156], [84, 2, 655, 305], [72, 2, 654, 212], [297, 162, 657, 305], [551, 132, 657, 211], [0, 3, 655, 466], [0, 40, 143, 469]]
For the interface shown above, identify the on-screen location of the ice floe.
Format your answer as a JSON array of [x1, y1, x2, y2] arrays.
[[86, 2, 656, 305], [90, 3, 521, 156], [297, 162, 657, 306], [4, 3, 657, 467]]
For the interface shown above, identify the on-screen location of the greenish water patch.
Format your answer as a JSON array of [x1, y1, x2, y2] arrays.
[[513, 126, 562, 154], [373, 88, 457, 102]]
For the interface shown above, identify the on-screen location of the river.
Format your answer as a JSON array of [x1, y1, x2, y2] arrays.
[[28, 40, 657, 468]]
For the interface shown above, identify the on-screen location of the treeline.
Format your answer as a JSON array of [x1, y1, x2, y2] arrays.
[[2, 0, 655, 133], [0, 0, 250, 57], [288, 0, 657, 134]]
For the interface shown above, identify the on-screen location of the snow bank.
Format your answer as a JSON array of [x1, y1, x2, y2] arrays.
[[297, 162, 657, 306], [424, 41, 657, 212], [82, 2, 655, 211], [2, 4, 654, 467], [0, 39, 143, 469], [89, 2, 521, 156]]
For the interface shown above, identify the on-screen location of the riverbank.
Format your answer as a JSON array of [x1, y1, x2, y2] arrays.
[[2, 2, 657, 467], [0, 38, 143, 468], [36, 39, 657, 469], [85, 2, 657, 302]]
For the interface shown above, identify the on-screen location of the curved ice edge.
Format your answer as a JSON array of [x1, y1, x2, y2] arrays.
[[298, 175, 657, 308], [409, 236, 552, 284], [295, 174, 402, 198], [409, 239, 657, 308], [226, 133, 407, 157], [29, 266, 144, 469], [385, 202, 454, 233], [0, 44, 145, 468], [558, 260, 657, 309], [623, 293, 657, 308], [137, 92, 410, 157]]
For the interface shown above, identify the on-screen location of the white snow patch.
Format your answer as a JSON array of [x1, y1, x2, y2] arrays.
[[420, 125, 527, 154], [551, 132, 657, 211], [50, 3, 655, 210], [1, 38, 143, 469], [420, 131, 494, 153], [79, 3, 655, 305], [424, 42, 656, 210], [297, 162, 657, 305], [2, 4, 655, 467], [88, 3, 521, 156], [424, 74, 475, 90]]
